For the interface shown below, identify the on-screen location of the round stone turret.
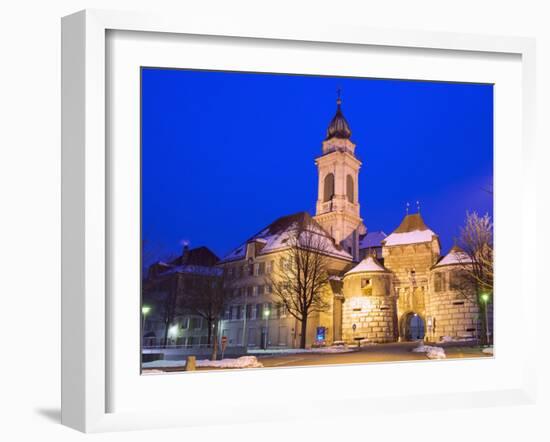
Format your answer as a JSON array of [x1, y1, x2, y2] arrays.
[[341, 256, 397, 344]]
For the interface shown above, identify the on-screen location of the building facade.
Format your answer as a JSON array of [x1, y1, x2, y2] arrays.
[[145, 96, 492, 350]]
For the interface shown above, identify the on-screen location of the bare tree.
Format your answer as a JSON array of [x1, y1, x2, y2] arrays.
[[267, 221, 331, 349], [457, 212, 493, 293], [183, 270, 234, 360], [457, 211, 494, 344], [142, 275, 183, 349]]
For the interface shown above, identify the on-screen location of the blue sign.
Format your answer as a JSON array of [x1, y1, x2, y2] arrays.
[[316, 326, 326, 341]]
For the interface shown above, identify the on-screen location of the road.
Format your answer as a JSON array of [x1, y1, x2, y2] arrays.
[[149, 342, 492, 373], [256, 342, 491, 368]]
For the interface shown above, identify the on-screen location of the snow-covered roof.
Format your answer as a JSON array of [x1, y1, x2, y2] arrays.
[[155, 264, 223, 277], [221, 212, 353, 263], [382, 213, 437, 247], [434, 245, 472, 268], [359, 231, 387, 249], [345, 256, 388, 276]]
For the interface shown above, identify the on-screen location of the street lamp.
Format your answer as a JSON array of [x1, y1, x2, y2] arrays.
[[480, 293, 491, 345], [263, 308, 270, 350], [141, 305, 151, 348]]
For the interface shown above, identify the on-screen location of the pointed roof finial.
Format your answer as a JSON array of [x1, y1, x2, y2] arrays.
[[325, 88, 351, 140], [406, 202, 410, 215]]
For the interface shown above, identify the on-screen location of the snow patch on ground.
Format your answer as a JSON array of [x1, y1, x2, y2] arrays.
[[141, 369, 165, 375], [142, 356, 263, 369], [248, 346, 353, 355], [197, 356, 263, 368], [412, 344, 446, 359], [440, 336, 474, 343], [482, 347, 494, 355]]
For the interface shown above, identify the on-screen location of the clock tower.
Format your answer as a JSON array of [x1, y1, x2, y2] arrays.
[[313, 94, 365, 261]]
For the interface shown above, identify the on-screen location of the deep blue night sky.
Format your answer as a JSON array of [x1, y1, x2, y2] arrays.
[[142, 68, 493, 263]]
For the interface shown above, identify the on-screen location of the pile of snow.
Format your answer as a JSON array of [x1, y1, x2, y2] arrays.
[[197, 356, 263, 369], [440, 335, 475, 343], [412, 344, 446, 360], [482, 347, 494, 355], [142, 356, 264, 370]]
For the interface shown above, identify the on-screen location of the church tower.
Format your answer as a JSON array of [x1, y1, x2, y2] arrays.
[[314, 94, 365, 261]]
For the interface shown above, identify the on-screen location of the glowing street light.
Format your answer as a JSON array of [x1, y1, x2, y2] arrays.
[[263, 308, 270, 350], [141, 305, 151, 348]]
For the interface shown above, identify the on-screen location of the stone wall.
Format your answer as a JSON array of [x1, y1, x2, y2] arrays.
[[342, 272, 396, 343], [424, 267, 481, 342], [382, 240, 440, 339]]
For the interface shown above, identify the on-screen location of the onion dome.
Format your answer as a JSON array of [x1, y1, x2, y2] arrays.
[[326, 95, 352, 140]]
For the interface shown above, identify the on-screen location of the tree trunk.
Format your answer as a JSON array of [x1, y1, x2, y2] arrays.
[[162, 319, 169, 349], [300, 317, 308, 349], [211, 320, 219, 360], [207, 319, 213, 346]]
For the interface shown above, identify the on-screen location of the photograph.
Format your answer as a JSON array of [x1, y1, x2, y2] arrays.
[[140, 68, 494, 373]]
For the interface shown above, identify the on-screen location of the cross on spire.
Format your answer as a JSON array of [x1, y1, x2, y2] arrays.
[[336, 87, 342, 106]]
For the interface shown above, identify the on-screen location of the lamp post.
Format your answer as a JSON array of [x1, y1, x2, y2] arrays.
[[480, 293, 491, 345], [263, 307, 270, 350], [141, 305, 151, 347]]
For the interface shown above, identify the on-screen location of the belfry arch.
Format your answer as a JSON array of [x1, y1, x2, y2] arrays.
[[346, 174, 354, 203], [323, 173, 335, 202]]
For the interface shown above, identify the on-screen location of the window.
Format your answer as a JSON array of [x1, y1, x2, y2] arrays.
[[234, 305, 242, 320], [181, 317, 189, 329], [246, 304, 253, 319], [277, 303, 287, 318], [267, 260, 274, 273], [255, 303, 262, 319], [361, 278, 371, 288], [266, 284, 272, 294], [323, 173, 335, 202], [450, 272, 466, 290], [257, 285, 265, 296], [258, 262, 266, 275], [254, 263, 260, 276], [248, 264, 254, 276], [190, 317, 202, 329], [434, 273, 444, 292], [227, 267, 233, 278], [249, 286, 255, 297], [346, 174, 354, 203]]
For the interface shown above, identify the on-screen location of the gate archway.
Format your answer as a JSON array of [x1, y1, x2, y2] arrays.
[[400, 312, 425, 341]]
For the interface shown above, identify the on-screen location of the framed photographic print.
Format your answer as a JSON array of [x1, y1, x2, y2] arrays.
[[62, 9, 537, 433]]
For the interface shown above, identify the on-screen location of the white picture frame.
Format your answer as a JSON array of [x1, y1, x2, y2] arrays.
[[61, 9, 537, 433]]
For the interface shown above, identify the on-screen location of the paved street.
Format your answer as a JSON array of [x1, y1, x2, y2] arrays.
[[151, 342, 492, 373], [257, 342, 491, 368]]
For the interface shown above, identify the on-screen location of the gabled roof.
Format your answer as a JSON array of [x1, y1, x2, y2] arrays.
[[169, 246, 220, 267], [434, 245, 472, 268], [345, 256, 388, 276], [382, 213, 438, 247], [220, 211, 353, 263], [148, 246, 220, 279], [359, 231, 387, 249]]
